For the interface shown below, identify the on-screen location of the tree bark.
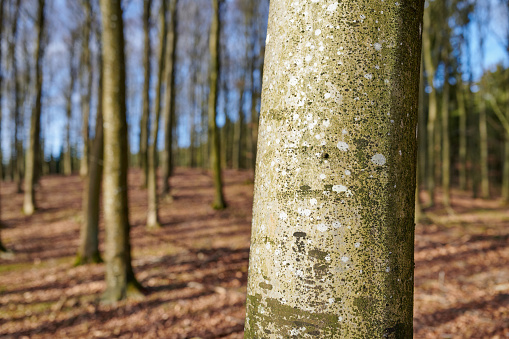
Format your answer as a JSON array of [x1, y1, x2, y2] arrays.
[[9, 0, 21, 192], [161, 0, 178, 197], [457, 78, 467, 191], [422, 8, 437, 207], [147, 0, 167, 229], [64, 32, 78, 176], [244, 1, 424, 337], [208, 0, 226, 210], [99, 0, 142, 302], [139, 0, 152, 188], [79, 0, 92, 178], [0, 0, 5, 252], [441, 58, 450, 208], [23, 0, 45, 216], [76, 33, 104, 266]]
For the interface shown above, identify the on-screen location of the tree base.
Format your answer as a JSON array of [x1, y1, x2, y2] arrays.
[[74, 252, 103, 266], [212, 200, 227, 210], [101, 279, 145, 305]]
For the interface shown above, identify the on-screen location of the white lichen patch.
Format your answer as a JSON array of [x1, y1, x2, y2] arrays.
[[341, 256, 349, 263], [326, 3, 338, 12], [332, 185, 347, 193], [337, 141, 349, 151], [332, 221, 342, 228], [371, 153, 386, 166], [279, 211, 288, 220], [310, 198, 318, 205], [317, 223, 328, 232], [345, 169, 351, 176], [374, 42, 382, 51]]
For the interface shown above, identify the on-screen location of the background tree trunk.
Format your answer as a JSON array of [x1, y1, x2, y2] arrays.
[[146, 0, 167, 229], [441, 58, 451, 207], [23, 0, 45, 216], [423, 8, 437, 207], [139, 0, 152, 188], [208, 0, 226, 210], [161, 0, 178, 198], [244, 1, 424, 337], [76, 33, 104, 266], [79, 0, 92, 178], [99, 0, 142, 302]]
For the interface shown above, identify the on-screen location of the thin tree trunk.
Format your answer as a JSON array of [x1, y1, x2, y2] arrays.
[[441, 59, 451, 208], [76, 34, 104, 266], [147, 0, 167, 229], [64, 33, 78, 176], [23, 0, 45, 216], [99, 0, 142, 302], [161, 0, 178, 198], [208, 0, 226, 209], [478, 22, 489, 199], [0, 0, 6, 252], [9, 0, 21, 192], [423, 8, 437, 207], [233, 86, 244, 170], [79, 0, 92, 178], [457, 78, 467, 191], [244, 1, 424, 336], [139, 0, 151, 188]]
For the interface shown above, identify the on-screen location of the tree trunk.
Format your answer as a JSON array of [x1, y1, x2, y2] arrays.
[[161, 0, 178, 198], [244, 1, 424, 337], [9, 0, 21, 192], [23, 0, 45, 216], [208, 0, 226, 210], [441, 59, 450, 207], [79, 0, 92, 178], [147, 0, 167, 229], [0, 0, 5, 252], [64, 32, 78, 176], [139, 0, 152, 188], [422, 8, 437, 207], [76, 34, 104, 266], [233, 86, 244, 170], [478, 24, 489, 199], [457, 78, 467, 191], [99, 0, 142, 302]]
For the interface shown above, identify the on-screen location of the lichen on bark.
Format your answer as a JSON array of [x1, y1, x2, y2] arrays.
[[245, 1, 424, 337]]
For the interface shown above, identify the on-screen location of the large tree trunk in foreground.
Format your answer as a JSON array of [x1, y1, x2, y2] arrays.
[[244, 1, 424, 337], [76, 39, 104, 266], [208, 0, 226, 210], [0, 0, 6, 252], [139, 0, 152, 188], [99, 0, 142, 302], [146, 0, 167, 229], [161, 0, 178, 198], [23, 0, 45, 216]]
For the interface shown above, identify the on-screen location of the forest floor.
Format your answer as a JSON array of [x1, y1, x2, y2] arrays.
[[0, 168, 508, 339]]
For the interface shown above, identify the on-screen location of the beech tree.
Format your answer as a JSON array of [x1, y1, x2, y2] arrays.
[[76, 24, 104, 266], [244, 0, 424, 337], [23, 0, 45, 216], [208, 0, 226, 210], [139, 0, 151, 188], [99, 0, 142, 302]]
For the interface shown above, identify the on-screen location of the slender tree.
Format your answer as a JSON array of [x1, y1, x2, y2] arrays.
[[208, 0, 226, 210], [146, 0, 167, 229], [23, 0, 45, 216], [99, 0, 142, 302], [139, 0, 152, 188], [441, 55, 451, 208], [0, 0, 6, 253], [76, 27, 104, 266], [161, 0, 178, 198], [8, 0, 22, 192], [79, 0, 92, 177], [64, 31, 79, 176], [422, 6, 438, 207], [244, 0, 424, 337], [477, 7, 490, 199]]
